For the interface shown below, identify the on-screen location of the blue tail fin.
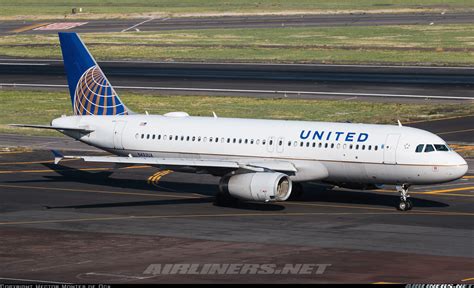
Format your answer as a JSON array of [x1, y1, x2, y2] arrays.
[[58, 32, 129, 116]]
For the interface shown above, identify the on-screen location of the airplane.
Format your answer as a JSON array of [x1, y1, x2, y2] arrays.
[[11, 32, 468, 211]]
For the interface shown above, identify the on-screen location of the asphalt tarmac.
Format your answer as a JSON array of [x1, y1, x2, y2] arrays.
[[0, 147, 472, 283], [2, 12, 474, 35], [1, 59, 473, 102]]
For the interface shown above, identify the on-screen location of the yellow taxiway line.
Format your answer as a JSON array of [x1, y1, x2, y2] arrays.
[[147, 170, 173, 184], [0, 183, 201, 199], [423, 186, 474, 195]]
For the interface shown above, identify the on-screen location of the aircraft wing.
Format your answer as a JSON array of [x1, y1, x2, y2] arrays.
[[54, 153, 297, 173]]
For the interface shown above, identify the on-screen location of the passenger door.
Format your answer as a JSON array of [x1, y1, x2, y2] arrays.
[[113, 120, 127, 150], [383, 134, 400, 164]]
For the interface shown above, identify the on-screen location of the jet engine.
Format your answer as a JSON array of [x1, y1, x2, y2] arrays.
[[219, 172, 292, 202]]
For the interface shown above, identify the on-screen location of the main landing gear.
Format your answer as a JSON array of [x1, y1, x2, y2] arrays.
[[396, 184, 413, 211]]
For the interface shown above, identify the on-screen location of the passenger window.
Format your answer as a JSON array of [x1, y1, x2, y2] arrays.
[[245, 139, 248, 144], [262, 140, 266, 145], [300, 142, 304, 147], [318, 143, 322, 148], [278, 140, 282, 146], [330, 143, 334, 149], [306, 142, 310, 147], [415, 144, 424, 153], [434, 144, 449, 151], [312, 142, 316, 148], [374, 145, 378, 151], [141, 134, 144, 139], [238, 139, 242, 144], [146, 134, 150, 139], [424, 144, 435, 152], [324, 143, 328, 148], [356, 144, 359, 150], [368, 145, 371, 150], [288, 141, 292, 146], [362, 145, 365, 150]]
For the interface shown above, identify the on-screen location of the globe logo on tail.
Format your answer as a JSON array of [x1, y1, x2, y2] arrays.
[[73, 65, 128, 116]]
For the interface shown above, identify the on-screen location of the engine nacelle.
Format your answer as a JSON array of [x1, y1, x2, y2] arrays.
[[219, 172, 292, 202]]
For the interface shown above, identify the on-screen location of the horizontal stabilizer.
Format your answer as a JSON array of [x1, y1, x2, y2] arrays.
[[9, 124, 93, 133]]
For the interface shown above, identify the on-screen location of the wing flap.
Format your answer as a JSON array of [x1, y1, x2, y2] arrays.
[[56, 155, 297, 172], [64, 155, 240, 169]]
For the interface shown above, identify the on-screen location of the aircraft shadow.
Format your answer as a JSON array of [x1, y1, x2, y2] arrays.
[[297, 183, 449, 208], [8, 163, 448, 210]]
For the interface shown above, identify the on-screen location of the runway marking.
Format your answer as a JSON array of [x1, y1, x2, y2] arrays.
[[34, 22, 88, 31], [285, 202, 474, 215], [31, 260, 92, 272], [423, 186, 474, 195], [0, 210, 471, 227], [4, 58, 474, 70], [10, 22, 49, 33], [374, 188, 474, 198], [0, 150, 31, 155], [0, 159, 77, 165], [437, 128, 474, 135], [0, 184, 201, 199], [0, 167, 112, 174], [1, 83, 472, 101], [83, 272, 153, 280], [0, 277, 70, 284], [121, 18, 154, 32], [147, 170, 173, 184], [405, 115, 474, 124], [0, 164, 151, 173]]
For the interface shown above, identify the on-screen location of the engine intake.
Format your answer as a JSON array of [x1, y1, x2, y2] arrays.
[[219, 172, 292, 202]]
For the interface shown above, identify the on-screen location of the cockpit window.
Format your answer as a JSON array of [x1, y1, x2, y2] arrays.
[[424, 144, 435, 152], [415, 144, 424, 153], [434, 144, 449, 151]]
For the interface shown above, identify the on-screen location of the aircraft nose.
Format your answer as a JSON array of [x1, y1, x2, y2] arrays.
[[451, 155, 468, 180]]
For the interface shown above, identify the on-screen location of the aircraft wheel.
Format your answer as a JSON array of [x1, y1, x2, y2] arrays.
[[397, 199, 413, 211]]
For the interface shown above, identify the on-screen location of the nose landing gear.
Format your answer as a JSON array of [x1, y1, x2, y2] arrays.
[[396, 184, 413, 211]]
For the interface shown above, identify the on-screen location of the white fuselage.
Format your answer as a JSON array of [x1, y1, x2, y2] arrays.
[[53, 114, 468, 186]]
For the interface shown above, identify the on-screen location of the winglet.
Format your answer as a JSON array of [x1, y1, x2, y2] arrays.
[[51, 150, 64, 164]]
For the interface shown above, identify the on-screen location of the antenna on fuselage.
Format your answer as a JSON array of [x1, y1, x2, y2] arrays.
[[212, 111, 218, 118], [397, 119, 403, 127]]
